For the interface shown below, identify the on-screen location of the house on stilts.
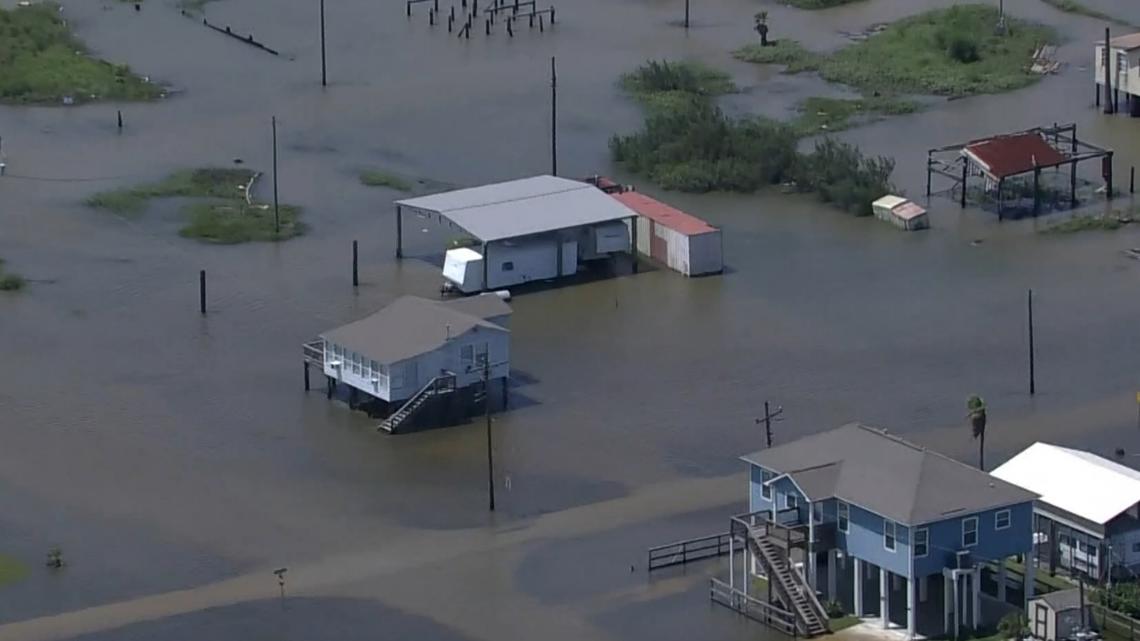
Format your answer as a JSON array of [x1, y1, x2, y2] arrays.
[[717, 423, 1039, 639], [302, 293, 511, 433]]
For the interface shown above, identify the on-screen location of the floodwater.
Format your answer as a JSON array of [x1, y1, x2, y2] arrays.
[[1, 0, 1140, 637]]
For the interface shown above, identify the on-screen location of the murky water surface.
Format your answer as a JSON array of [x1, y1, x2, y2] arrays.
[[1, 0, 1140, 637]]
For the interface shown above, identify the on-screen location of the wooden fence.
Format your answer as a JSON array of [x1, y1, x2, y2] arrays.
[[709, 577, 798, 637], [647, 532, 740, 571]]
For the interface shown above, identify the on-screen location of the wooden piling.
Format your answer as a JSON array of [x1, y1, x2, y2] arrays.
[[117, 110, 123, 129], [549, 5, 555, 22], [1132, 166, 1135, 194], [529, 12, 534, 26], [960, 161, 968, 208], [352, 240, 359, 286], [1108, 151, 1115, 199], [429, 8, 435, 25], [304, 362, 310, 391], [450, 5, 456, 19], [539, 14, 543, 31], [507, 16, 513, 36], [199, 270, 207, 315], [1105, 27, 1114, 114], [326, 377, 334, 399], [485, 17, 490, 34], [448, 14, 453, 31], [406, 0, 411, 16]]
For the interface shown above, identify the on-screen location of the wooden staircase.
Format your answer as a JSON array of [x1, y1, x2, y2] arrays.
[[379, 372, 456, 433], [747, 530, 829, 637]]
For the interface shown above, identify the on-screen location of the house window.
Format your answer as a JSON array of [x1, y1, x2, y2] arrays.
[[838, 501, 849, 533], [915, 528, 929, 558], [1132, 542, 1140, 554], [502, 261, 515, 272], [461, 345, 474, 368], [995, 509, 1011, 531], [1119, 52, 1128, 74], [884, 520, 897, 552], [963, 516, 979, 547], [475, 343, 489, 367], [761, 470, 772, 500], [785, 494, 798, 510], [813, 503, 823, 523]]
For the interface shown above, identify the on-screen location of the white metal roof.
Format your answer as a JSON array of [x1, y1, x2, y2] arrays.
[[396, 175, 637, 242], [446, 247, 483, 263], [873, 195, 908, 210], [991, 442, 1140, 525]]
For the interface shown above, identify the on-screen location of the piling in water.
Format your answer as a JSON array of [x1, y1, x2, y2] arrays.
[[117, 110, 123, 129], [199, 270, 207, 315], [352, 240, 359, 287]]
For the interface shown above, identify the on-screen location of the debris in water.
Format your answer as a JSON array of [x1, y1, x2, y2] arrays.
[[1123, 248, 1140, 260], [970, 239, 984, 246]]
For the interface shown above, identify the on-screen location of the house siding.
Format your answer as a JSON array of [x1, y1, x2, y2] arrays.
[[838, 500, 911, 577], [913, 502, 1034, 577], [749, 464, 777, 514]]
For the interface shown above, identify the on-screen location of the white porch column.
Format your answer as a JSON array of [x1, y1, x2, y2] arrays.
[[907, 576, 916, 639], [997, 562, 1007, 602], [943, 573, 952, 635], [972, 568, 981, 629], [729, 534, 736, 590], [808, 501, 816, 589], [881, 567, 890, 628], [854, 558, 864, 616], [827, 550, 837, 601], [952, 574, 961, 639]]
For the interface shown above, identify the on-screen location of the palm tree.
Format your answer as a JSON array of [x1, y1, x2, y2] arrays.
[[967, 395, 987, 469], [754, 11, 769, 47]]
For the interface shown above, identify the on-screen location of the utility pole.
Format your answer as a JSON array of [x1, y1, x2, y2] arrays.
[[484, 357, 495, 511], [320, 0, 327, 86], [550, 56, 557, 176], [1028, 289, 1035, 396], [756, 402, 784, 448], [684, 0, 689, 29], [272, 116, 280, 234]]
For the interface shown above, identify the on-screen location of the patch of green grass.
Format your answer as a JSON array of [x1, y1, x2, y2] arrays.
[[87, 168, 257, 216], [830, 615, 861, 631], [1040, 0, 1134, 26], [1044, 214, 1133, 234], [0, 258, 25, 292], [619, 60, 736, 102], [791, 95, 919, 135], [734, 40, 823, 73], [0, 4, 164, 105], [359, 170, 413, 192], [785, 0, 865, 9], [179, 202, 304, 244], [0, 554, 28, 586], [738, 5, 1058, 98]]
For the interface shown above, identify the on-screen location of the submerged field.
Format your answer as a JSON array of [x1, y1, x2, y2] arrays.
[[87, 168, 305, 244], [737, 5, 1058, 97], [0, 4, 163, 105]]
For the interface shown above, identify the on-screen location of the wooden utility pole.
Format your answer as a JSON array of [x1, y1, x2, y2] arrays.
[[684, 0, 689, 29], [550, 56, 558, 176], [320, 0, 327, 86], [272, 116, 280, 234], [756, 402, 784, 448], [1028, 289, 1036, 396]]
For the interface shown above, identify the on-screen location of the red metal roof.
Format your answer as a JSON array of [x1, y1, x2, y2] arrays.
[[611, 191, 717, 236], [963, 132, 1066, 180]]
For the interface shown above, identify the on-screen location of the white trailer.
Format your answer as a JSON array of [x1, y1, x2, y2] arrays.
[[443, 238, 579, 294]]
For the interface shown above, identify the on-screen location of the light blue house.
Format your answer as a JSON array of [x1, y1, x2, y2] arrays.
[[731, 423, 1038, 638]]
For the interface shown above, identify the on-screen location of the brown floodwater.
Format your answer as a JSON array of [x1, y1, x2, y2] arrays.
[[1, 0, 1139, 637]]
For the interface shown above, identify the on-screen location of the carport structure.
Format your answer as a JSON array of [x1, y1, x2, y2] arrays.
[[926, 124, 1114, 220], [393, 175, 639, 291]]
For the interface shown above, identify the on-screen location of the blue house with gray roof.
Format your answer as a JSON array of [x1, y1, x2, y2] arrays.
[[725, 423, 1038, 639]]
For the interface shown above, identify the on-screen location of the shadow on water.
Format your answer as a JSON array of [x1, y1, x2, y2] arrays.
[[62, 597, 477, 641]]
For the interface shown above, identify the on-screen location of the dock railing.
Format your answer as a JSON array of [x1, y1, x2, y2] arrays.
[[710, 577, 798, 637], [647, 532, 741, 571]]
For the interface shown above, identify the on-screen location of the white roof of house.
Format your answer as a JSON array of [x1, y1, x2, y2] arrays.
[[396, 175, 637, 242], [991, 442, 1140, 525]]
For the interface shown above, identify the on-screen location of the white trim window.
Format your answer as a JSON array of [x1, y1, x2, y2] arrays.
[[995, 509, 1011, 531], [914, 528, 929, 558], [838, 501, 850, 533], [760, 470, 772, 500], [813, 503, 823, 524], [963, 516, 979, 547], [884, 519, 897, 552], [785, 493, 798, 510]]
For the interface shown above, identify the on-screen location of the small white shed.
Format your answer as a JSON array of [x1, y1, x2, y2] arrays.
[[872, 195, 929, 231], [1029, 589, 1093, 641], [319, 294, 511, 404], [611, 190, 723, 276]]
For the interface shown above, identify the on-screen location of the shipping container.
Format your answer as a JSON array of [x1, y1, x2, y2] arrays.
[[611, 191, 723, 276]]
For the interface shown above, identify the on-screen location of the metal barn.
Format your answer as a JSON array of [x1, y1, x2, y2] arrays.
[[611, 191, 723, 276]]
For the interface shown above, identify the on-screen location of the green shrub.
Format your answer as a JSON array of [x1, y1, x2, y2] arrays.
[[791, 138, 896, 215], [946, 34, 981, 63], [0, 273, 25, 291], [734, 41, 823, 73], [620, 60, 735, 98], [997, 612, 1029, 639], [1098, 583, 1140, 618], [825, 600, 845, 618]]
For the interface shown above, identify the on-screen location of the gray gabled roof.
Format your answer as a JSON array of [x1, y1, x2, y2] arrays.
[[1034, 588, 1086, 612], [438, 294, 512, 320], [320, 295, 508, 365], [742, 423, 1038, 525], [395, 175, 636, 242]]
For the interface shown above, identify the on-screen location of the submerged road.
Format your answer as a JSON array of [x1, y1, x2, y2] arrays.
[[0, 473, 742, 641]]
